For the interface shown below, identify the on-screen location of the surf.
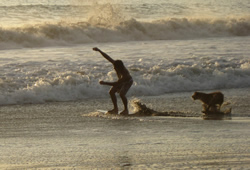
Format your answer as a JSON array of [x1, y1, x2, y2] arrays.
[[0, 53, 249, 106], [1, 16, 250, 50]]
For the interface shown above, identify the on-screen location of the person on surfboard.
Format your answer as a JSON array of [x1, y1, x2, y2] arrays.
[[93, 47, 133, 115]]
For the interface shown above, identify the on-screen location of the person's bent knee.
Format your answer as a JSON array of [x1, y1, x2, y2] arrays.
[[109, 89, 116, 95]]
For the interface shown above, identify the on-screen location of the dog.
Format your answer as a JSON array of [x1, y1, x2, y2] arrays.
[[192, 91, 224, 112]]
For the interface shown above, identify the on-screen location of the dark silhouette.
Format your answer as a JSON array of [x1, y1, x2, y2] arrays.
[[93, 47, 133, 115], [192, 91, 224, 112]]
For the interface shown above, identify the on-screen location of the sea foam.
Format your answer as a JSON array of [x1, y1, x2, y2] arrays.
[[0, 54, 249, 105]]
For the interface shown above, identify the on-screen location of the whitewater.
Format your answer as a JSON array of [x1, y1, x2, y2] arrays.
[[0, 37, 250, 107], [0, 0, 249, 107]]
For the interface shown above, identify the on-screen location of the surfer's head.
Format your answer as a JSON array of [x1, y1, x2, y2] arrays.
[[114, 60, 125, 71]]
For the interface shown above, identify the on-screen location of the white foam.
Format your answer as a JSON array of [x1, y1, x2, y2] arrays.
[[0, 31, 249, 106], [0, 54, 249, 105]]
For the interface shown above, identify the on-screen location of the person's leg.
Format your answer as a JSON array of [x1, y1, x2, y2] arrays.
[[119, 80, 133, 115], [119, 92, 129, 115], [108, 87, 118, 114]]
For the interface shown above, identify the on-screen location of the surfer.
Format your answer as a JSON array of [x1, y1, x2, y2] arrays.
[[93, 47, 133, 115]]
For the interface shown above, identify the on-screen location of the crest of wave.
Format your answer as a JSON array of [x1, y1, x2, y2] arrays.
[[87, 2, 126, 26]]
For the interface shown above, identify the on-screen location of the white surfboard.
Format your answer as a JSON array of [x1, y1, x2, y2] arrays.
[[97, 110, 108, 114]]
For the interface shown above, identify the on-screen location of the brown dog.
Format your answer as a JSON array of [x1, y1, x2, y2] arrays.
[[192, 91, 224, 112]]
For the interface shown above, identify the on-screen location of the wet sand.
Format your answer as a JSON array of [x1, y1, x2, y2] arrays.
[[0, 92, 250, 169]]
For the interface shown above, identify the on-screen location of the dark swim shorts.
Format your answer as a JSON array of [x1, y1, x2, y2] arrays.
[[111, 79, 133, 94]]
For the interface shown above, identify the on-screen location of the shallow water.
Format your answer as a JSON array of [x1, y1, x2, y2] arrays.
[[0, 97, 249, 169]]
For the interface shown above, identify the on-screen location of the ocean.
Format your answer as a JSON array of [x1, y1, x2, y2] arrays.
[[0, 0, 249, 108], [0, 0, 250, 169]]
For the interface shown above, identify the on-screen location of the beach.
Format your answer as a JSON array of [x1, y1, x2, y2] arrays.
[[1, 91, 250, 169], [0, 0, 250, 169]]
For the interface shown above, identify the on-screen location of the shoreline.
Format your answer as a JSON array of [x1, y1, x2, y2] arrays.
[[0, 87, 249, 116], [0, 89, 250, 169]]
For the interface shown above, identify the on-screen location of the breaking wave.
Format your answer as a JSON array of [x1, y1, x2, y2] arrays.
[[0, 56, 249, 105], [1, 16, 250, 49]]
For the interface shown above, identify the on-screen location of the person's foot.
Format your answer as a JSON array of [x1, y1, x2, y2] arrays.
[[120, 110, 129, 116], [106, 109, 118, 115]]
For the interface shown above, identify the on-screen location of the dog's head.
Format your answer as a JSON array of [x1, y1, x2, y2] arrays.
[[192, 92, 200, 100]]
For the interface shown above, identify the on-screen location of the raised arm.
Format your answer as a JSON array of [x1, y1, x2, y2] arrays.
[[93, 47, 115, 64]]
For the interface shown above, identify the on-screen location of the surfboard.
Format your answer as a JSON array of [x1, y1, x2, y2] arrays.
[[97, 110, 108, 114], [97, 110, 123, 115], [97, 110, 130, 116]]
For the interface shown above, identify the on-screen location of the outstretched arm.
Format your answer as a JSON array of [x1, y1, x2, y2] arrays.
[[99, 81, 117, 86], [99, 76, 129, 86], [93, 47, 115, 64]]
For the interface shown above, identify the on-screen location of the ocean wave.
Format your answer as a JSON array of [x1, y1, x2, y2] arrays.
[[1, 16, 250, 49], [0, 57, 249, 105]]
